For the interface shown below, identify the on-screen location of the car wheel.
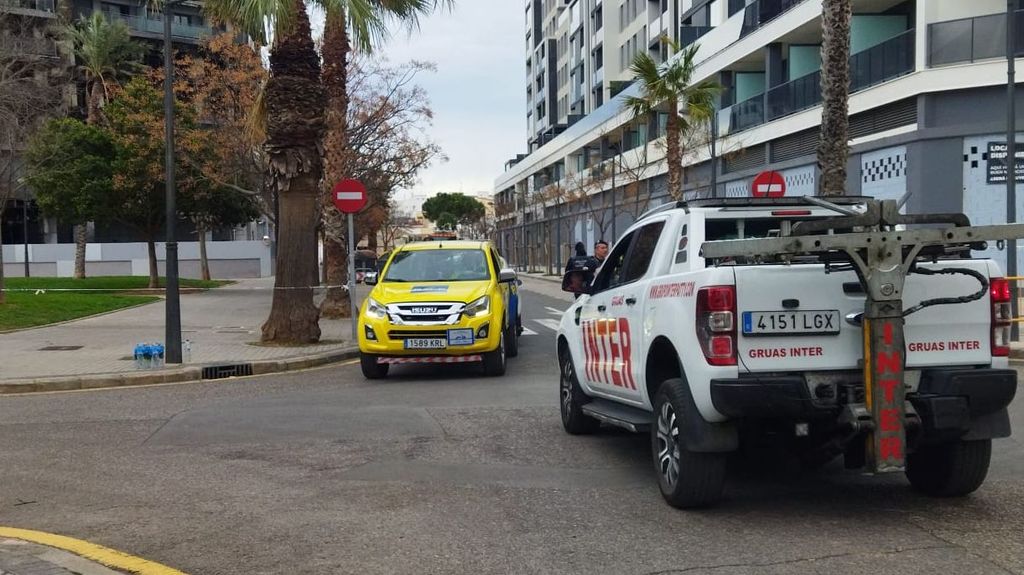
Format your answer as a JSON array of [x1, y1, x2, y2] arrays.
[[506, 321, 520, 358], [652, 379, 727, 509], [516, 313, 523, 336], [360, 353, 389, 380], [482, 332, 507, 376], [906, 439, 991, 497], [559, 347, 600, 435]]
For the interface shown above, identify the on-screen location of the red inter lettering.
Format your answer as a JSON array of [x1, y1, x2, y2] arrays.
[[617, 319, 634, 389], [608, 322, 622, 388], [585, 322, 600, 382], [883, 321, 894, 345], [879, 408, 901, 432], [876, 351, 901, 375], [878, 379, 900, 404], [879, 436, 903, 461]]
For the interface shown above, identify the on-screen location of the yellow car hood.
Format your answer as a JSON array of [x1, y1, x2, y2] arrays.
[[372, 281, 491, 304]]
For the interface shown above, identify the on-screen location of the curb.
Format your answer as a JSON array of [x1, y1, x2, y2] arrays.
[[0, 346, 360, 395], [0, 526, 188, 574], [520, 273, 562, 285]]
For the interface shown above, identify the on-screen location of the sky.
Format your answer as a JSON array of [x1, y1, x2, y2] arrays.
[[314, 3, 525, 202]]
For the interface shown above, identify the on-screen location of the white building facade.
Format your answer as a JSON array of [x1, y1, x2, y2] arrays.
[[498, 0, 1024, 274]]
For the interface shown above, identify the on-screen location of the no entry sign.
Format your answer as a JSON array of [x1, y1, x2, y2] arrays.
[[751, 171, 786, 197], [332, 179, 367, 213]]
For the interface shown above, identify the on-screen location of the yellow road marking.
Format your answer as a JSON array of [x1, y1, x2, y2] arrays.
[[0, 527, 188, 574]]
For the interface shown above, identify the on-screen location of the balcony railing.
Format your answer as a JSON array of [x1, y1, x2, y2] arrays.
[[0, 34, 58, 57], [739, 0, 807, 39], [105, 11, 213, 40], [679, 25, 713, 48], [0, 0, 55, 15], [928, 9, 1024, 67], [718, 93, 764, 136], [764, 29, 915, 122]]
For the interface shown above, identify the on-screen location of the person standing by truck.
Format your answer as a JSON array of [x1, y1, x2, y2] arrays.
[[562, 242, 597, 297]]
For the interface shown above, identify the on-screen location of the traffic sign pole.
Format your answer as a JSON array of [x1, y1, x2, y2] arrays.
[[332, 179, 368, 344], [348, 213, 356, 342]]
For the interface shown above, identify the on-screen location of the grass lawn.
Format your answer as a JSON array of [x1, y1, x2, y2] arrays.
[[0, 276, 228, 331], [4, 276, 229, 291], [0, 292, 158, 331]]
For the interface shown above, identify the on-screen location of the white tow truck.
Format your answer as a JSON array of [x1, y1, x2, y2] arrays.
[[556, 196, 1018, 509]]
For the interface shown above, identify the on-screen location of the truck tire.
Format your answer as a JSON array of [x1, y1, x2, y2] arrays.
[[482, 333, 507, 376], [906, 439, 992, 497], [559, 348, 600, 435], [360, 353, 389, 380], [652, 379, 727, 509], [506, 321, 520, 358]]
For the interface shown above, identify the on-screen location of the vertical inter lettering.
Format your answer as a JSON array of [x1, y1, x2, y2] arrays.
[[617, 319, 634, 390]]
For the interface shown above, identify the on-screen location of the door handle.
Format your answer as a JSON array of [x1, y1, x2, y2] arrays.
[[625, 297, 637, 306], [597, 305, 607, 312]]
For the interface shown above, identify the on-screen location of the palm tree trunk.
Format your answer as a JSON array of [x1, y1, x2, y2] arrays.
[[817, 0, 852, 197], [665, 103, 682, 200], [198, 224, 211, 281], [73, 223, 87, 279], [87, 80, 104, 126], [146, 237, 158, 289], [259, 0, 325, 343], [320, 6, 352, 319]]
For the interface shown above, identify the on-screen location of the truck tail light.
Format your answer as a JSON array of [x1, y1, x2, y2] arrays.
[[697, 286, 737, 366], [990, 277, 1012, 357]]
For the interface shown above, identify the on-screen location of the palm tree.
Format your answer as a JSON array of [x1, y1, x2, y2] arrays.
[[64, 12, 143, 279], [817, 0, 852, 197], [205, 0, 327, 343], [624, 39, 719, 201], [319, 0, 452, 319], [65, 12, 144, 126]]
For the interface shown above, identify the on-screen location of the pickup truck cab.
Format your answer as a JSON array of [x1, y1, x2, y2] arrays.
[[359, 241, 520, 379], [557, 197, 1017, 508]]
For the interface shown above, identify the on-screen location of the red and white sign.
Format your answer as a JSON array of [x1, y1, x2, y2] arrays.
[[751, 170, 786, 197], [332, 179, 367, 213]]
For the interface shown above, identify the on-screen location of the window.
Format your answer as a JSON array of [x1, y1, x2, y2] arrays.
[[384, 249, 491, 283], [591, 232, 636, 293], [621, 221, 665, 282]]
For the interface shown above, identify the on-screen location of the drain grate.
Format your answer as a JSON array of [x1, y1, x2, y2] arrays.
[[38, 345, 83, 351], [202, 363, 254, 380]]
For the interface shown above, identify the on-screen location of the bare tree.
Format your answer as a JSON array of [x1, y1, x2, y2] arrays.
[[0, 7, 64, 300]]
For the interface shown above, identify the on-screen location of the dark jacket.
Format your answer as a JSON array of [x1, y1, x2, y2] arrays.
[[562, 254, 598, 294]]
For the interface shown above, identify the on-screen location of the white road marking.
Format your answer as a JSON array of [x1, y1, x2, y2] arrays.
[[520, 327, 539, 336], [534, 318, 562, 332], [545, 306, 564, 315]]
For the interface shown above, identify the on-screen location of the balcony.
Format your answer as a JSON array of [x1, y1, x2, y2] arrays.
[[718, 93, 765, 136], [0, 0, 55, 17], [928, 10, 1024, 67], [763, 29, 915, 123], [105, 11, 213, 41], [679, 25, 713, 48], [739, 0, 807, 39], [0, 34, 58, 57]]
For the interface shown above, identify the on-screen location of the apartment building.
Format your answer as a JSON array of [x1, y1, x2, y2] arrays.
[[1, 0, 215, 249], [526, 0, 685, 153], [497, 0, 1024, 275]]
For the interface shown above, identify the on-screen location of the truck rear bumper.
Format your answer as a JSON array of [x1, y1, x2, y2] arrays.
[[710, 368, 1017, 440]]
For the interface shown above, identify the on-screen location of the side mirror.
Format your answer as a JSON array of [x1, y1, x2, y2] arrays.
[[364, 273, 378, 286], [561, 270, 593, 295], [499, 268, 518, 283]]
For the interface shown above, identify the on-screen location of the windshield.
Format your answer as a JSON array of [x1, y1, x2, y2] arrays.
[[383, 249, 492, 282]]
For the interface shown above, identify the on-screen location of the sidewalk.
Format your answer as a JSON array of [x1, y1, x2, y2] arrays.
[[0, 277, 361, 390], [0, 537, 126, 575]]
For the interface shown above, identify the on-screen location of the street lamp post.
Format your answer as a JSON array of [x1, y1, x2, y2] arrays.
[[609, 142, 619, 242], [1008, 0, 1019, 341], [163, 0, 184, 364]]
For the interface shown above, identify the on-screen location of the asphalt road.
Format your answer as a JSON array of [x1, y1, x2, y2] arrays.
[[1, 279, 1023, 575]]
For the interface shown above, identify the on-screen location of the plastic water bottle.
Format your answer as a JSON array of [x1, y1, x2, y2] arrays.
[[183, 340, 192, 363], [133, 344, 145, 369], [152, 344, 165, 369]]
